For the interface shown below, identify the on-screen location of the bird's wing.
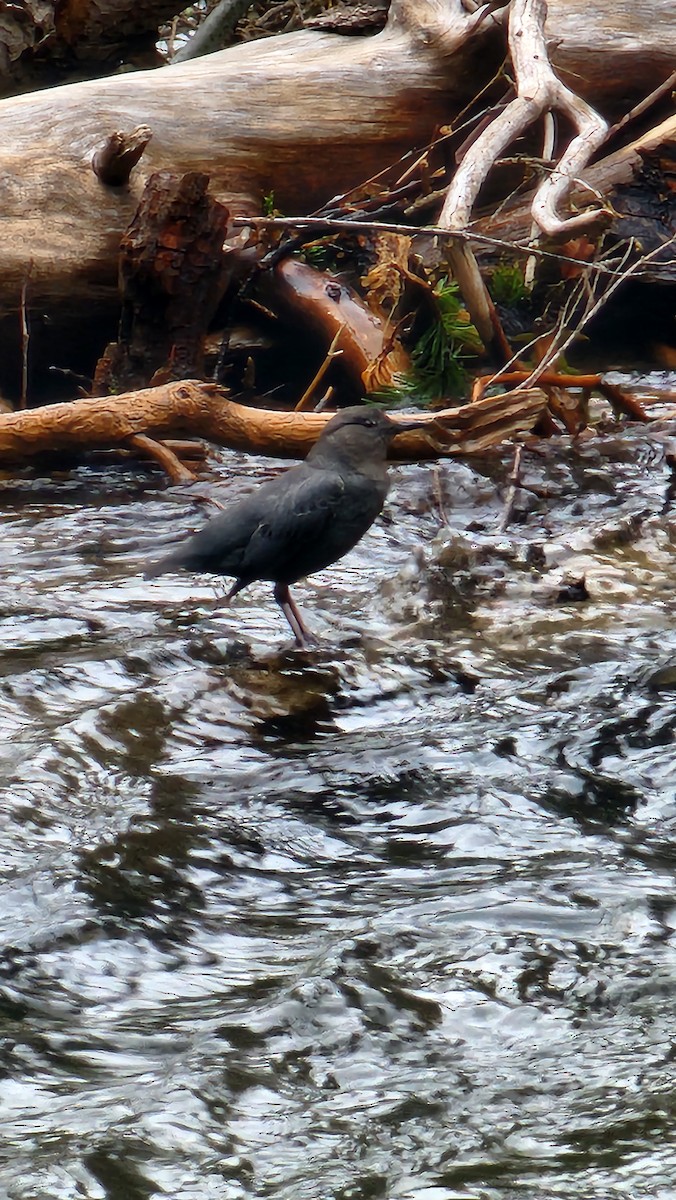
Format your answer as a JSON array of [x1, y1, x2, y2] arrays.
[[144, 486, 278, 578], [144, 464, 347, 581], [237, 467, 347, 581]]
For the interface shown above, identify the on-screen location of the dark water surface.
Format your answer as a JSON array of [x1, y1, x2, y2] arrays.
[[2, 416, 676, 1199]]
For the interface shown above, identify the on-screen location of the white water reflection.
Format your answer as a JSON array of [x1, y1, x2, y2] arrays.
[[0, 426, 674, 1197]]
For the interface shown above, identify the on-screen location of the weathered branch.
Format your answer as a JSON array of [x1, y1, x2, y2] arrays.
[[173, 0, 251, 62], [0, 381, 548, 466], [435, 0, 611, 356], [127, 433, 197, 483]]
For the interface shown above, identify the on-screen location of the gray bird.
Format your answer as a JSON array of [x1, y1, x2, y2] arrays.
[[145, 406, 419, 645]]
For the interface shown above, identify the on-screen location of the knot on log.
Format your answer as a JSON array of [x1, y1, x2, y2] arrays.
[[92, 125, 153, 187]]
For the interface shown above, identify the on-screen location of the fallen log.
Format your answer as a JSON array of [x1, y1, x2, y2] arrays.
[[0, 381, 549, 470], [1, 0, 676, 393]]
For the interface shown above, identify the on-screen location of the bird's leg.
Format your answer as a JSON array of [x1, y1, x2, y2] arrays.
[[225, 579, 246, 603], [286, 588, 317, 645], [273, 583, 316, 647]]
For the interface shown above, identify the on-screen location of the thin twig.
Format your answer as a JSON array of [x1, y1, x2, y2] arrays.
[[166, 14, 179, 59], [604, 69, 676, 146], [194, 493, 227, 512], [294, 325, 345, 411], [475, 369, 650, 422], [478, 369, 604, 392], [232, 216, 653, 280], [20, 260, 33, 411], [433, 465, 451, 526], [499, 444, 523, 532], [477, 238, 641, 399], [524, 237, 657, 384], [314, 386, 335, 413]]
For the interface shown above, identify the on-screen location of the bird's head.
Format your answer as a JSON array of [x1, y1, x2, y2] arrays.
[[308, 406, 420, 467]]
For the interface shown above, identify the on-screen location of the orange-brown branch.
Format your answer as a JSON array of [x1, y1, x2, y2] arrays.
[[474, 370, 651, 422], [0, 381, 549, 467]]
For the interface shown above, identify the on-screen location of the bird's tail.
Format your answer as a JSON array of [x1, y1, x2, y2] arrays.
[[144, 546, 192, 580]]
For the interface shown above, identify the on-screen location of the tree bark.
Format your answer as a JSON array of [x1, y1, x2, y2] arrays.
[[93, 171, 230, 393]]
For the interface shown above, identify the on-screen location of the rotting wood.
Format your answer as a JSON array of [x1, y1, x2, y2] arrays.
[[303, 3, 390, 36], [93, 171, 230, 394], [0, 381, 549, 468]]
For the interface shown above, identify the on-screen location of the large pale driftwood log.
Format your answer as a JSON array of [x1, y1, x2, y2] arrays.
[[0, 0, 504, 391], [0, 381, 548, 465], [0, 1, 493, 314], [0, 0, 513, 393]]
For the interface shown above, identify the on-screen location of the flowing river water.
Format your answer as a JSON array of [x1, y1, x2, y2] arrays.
[[2, 400, 676, 1199]]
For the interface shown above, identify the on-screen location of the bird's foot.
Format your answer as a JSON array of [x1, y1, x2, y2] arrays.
[[293, 628, 319, 650]]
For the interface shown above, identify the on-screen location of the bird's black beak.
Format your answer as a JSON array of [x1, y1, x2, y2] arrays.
[[388, 417, 429, 436], [388, 415, 450, 453]]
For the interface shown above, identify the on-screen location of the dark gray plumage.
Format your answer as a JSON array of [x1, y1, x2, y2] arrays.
[[145, 406, 417, 645]]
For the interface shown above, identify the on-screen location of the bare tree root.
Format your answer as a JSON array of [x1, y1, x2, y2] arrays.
[[0, 381, 548, 471], [437, 0, 610, 357], [440, 0, 610, 239]]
